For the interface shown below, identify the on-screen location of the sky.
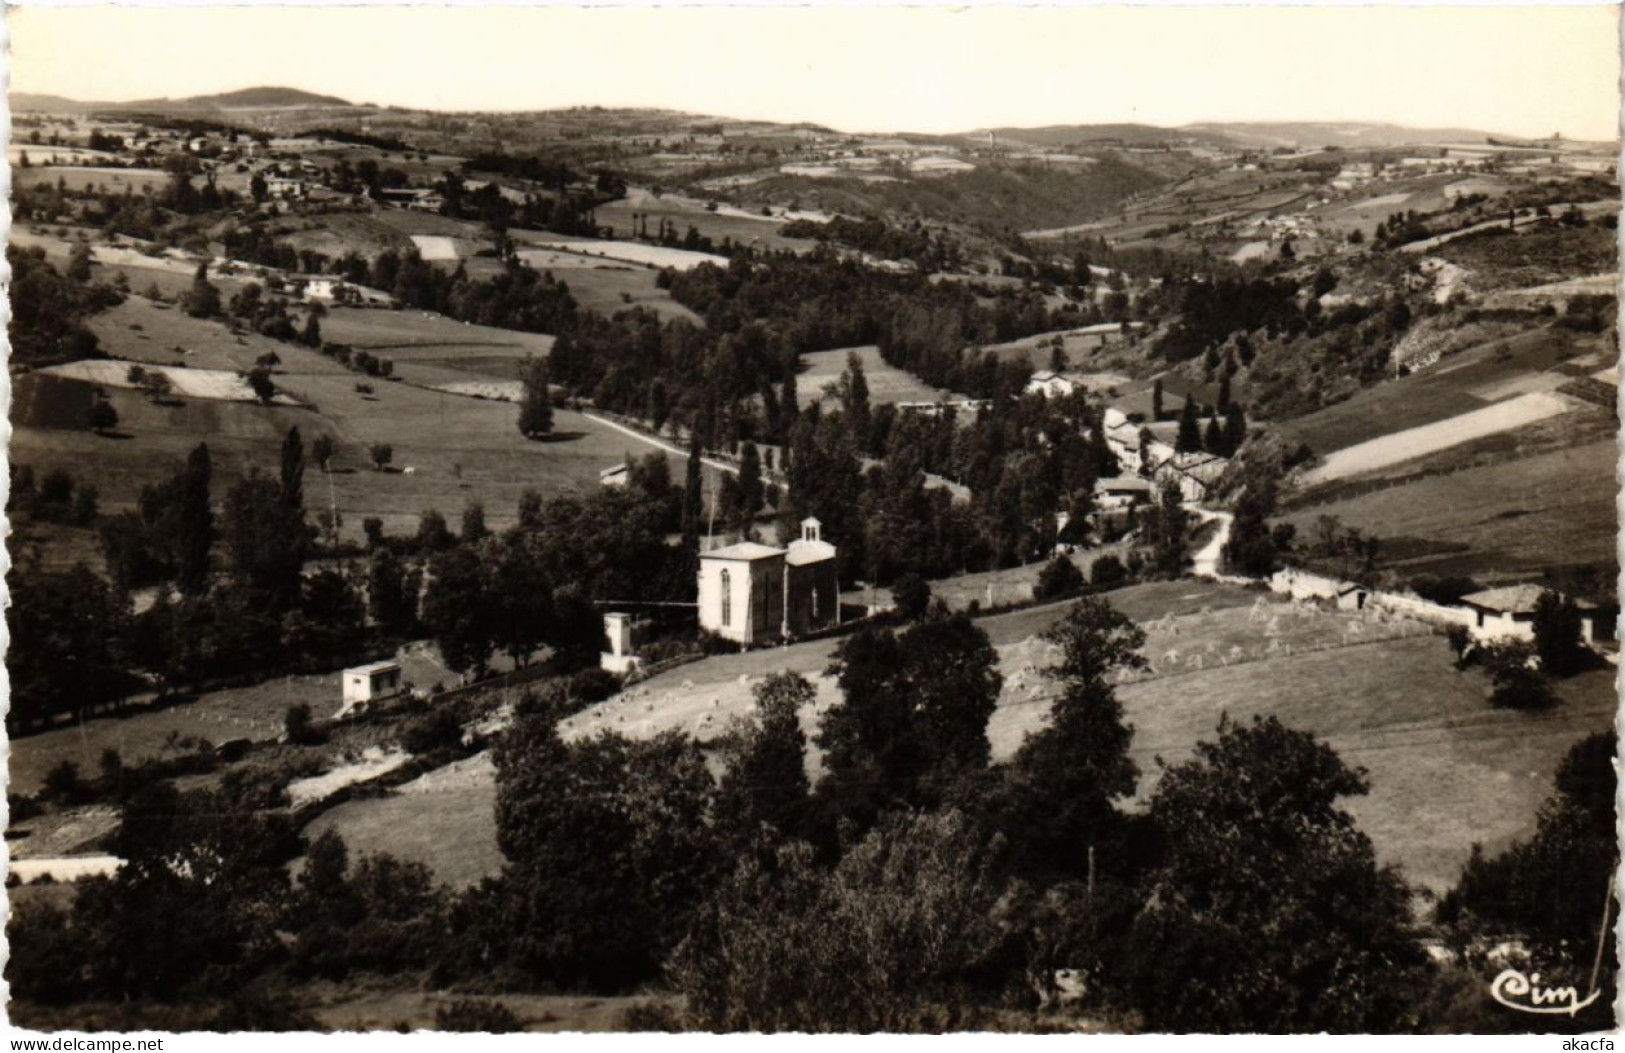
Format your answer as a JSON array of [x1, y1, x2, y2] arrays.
[[7, 4, 1622, 140]]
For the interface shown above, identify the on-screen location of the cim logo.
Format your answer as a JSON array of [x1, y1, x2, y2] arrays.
[[1490, 969, 1602, 1016]]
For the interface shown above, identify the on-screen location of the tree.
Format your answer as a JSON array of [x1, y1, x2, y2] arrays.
[[680, 430, 704, 548], [1147, 480, 1187, 578], [714, 673, 814, 848], [484, 535, 553, 667], [838, 350, 872, 444], [816, 613, 1002, 827], [1175, 398, 1202, 453], [736, 442, 764, 528], [1532, 590, 1585, 677], [87, 399, 119, 435], [1152, 379, 1165, 421], [249, 171, 268, 203], [997, 597, 1144, 881], [494, 720, 716, 989], [67, 242, 94, 283], [185, 261, 222, 318], [1483, 644, 1556, 710], [1127, 714, 1427, 1032], [1221, 472, 1279, 578], [891, 572, 932, 622], [175, 442, 214, 593], [898, 612, 1003, 776], [280, 426, 305, 514], [517, 488, 543, 530], [422, 546, 491, 675], [672, 811, 1019, 1032], [1222, 403, 1247, 457], [140, 370, 174, 404], [311, 434, 335, 473], [369, 443, 393, 471], [6, 563, 131, 729], [284, 703, 324, 746], [1033, 555, 1085, 601], [222, 470, 305, 609], [460, 500, 488, 543], [1202, 415, 1225, 455], [367, 546, 416, 636], [518, 356, 554, 438], [1091, 553, 1127, 587], [415, 508, 454, 552], [247, 368, 276, 405]]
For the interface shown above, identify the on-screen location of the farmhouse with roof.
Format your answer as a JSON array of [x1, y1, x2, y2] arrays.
[[697, 517, 839, 646], [1154, 450, 1230, 502], [1026, 370, 1082, 399], [1093, 475, 1155, 510], [1459, 585, 1614, 645]]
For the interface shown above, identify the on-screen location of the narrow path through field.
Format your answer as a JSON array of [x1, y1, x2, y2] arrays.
[[1189, 507, 1233, 579]]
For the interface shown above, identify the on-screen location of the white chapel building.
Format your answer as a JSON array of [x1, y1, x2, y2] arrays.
[[697, 517, 839, 646]]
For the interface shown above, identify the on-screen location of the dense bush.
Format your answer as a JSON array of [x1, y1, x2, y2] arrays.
[[1033, 556, 1085, 601]]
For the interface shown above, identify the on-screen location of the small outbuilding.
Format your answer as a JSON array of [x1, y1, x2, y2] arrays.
[[342, 660, 403, 711]]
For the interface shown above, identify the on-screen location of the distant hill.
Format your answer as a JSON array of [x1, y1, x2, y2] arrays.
[[10, 92, 96, 113], [973, 120, 1511, 151], [1180, 121, 1501, 148], [974, 123, 1237, 148], [125, 86, 356, 110], [12, 85, 357, 114]]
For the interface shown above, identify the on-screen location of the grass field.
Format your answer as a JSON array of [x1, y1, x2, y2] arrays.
[[14, 165, 167, 195], [6, 649, 459, 799], [303, 779, 503, 890], [1281, 438, 1618, 582], [842, 544, 1139, 614], [1279, 325, 1598, 456], [86, 297, 353, 375], [595, 187, 810, 254], [8, 673, 337, 798], [1299, 391, 1574, 485], [511, 233, 727, 271], [317, 307, 555, 355], [44, 359, 304, 405], [13, 361, 687, 546], [510, 249, 702, 322], [1107, 638, 1616, 894], [797, 345, 957, 408]]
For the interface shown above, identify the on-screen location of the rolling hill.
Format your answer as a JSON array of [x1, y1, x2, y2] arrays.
[[12, 85, 358, 114]]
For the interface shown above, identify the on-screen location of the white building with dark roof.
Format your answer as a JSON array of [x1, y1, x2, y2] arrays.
[[697, 518, 838, 646], [1459, 585, 1613, 644]]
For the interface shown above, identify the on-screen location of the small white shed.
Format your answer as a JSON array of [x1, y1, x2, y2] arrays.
[[343, 660, 403, 708]]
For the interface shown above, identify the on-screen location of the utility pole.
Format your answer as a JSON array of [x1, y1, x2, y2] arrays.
[[705, 470, 718, 548], [325, 463, 339, 549], [1088, 843, 1098, 944]]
